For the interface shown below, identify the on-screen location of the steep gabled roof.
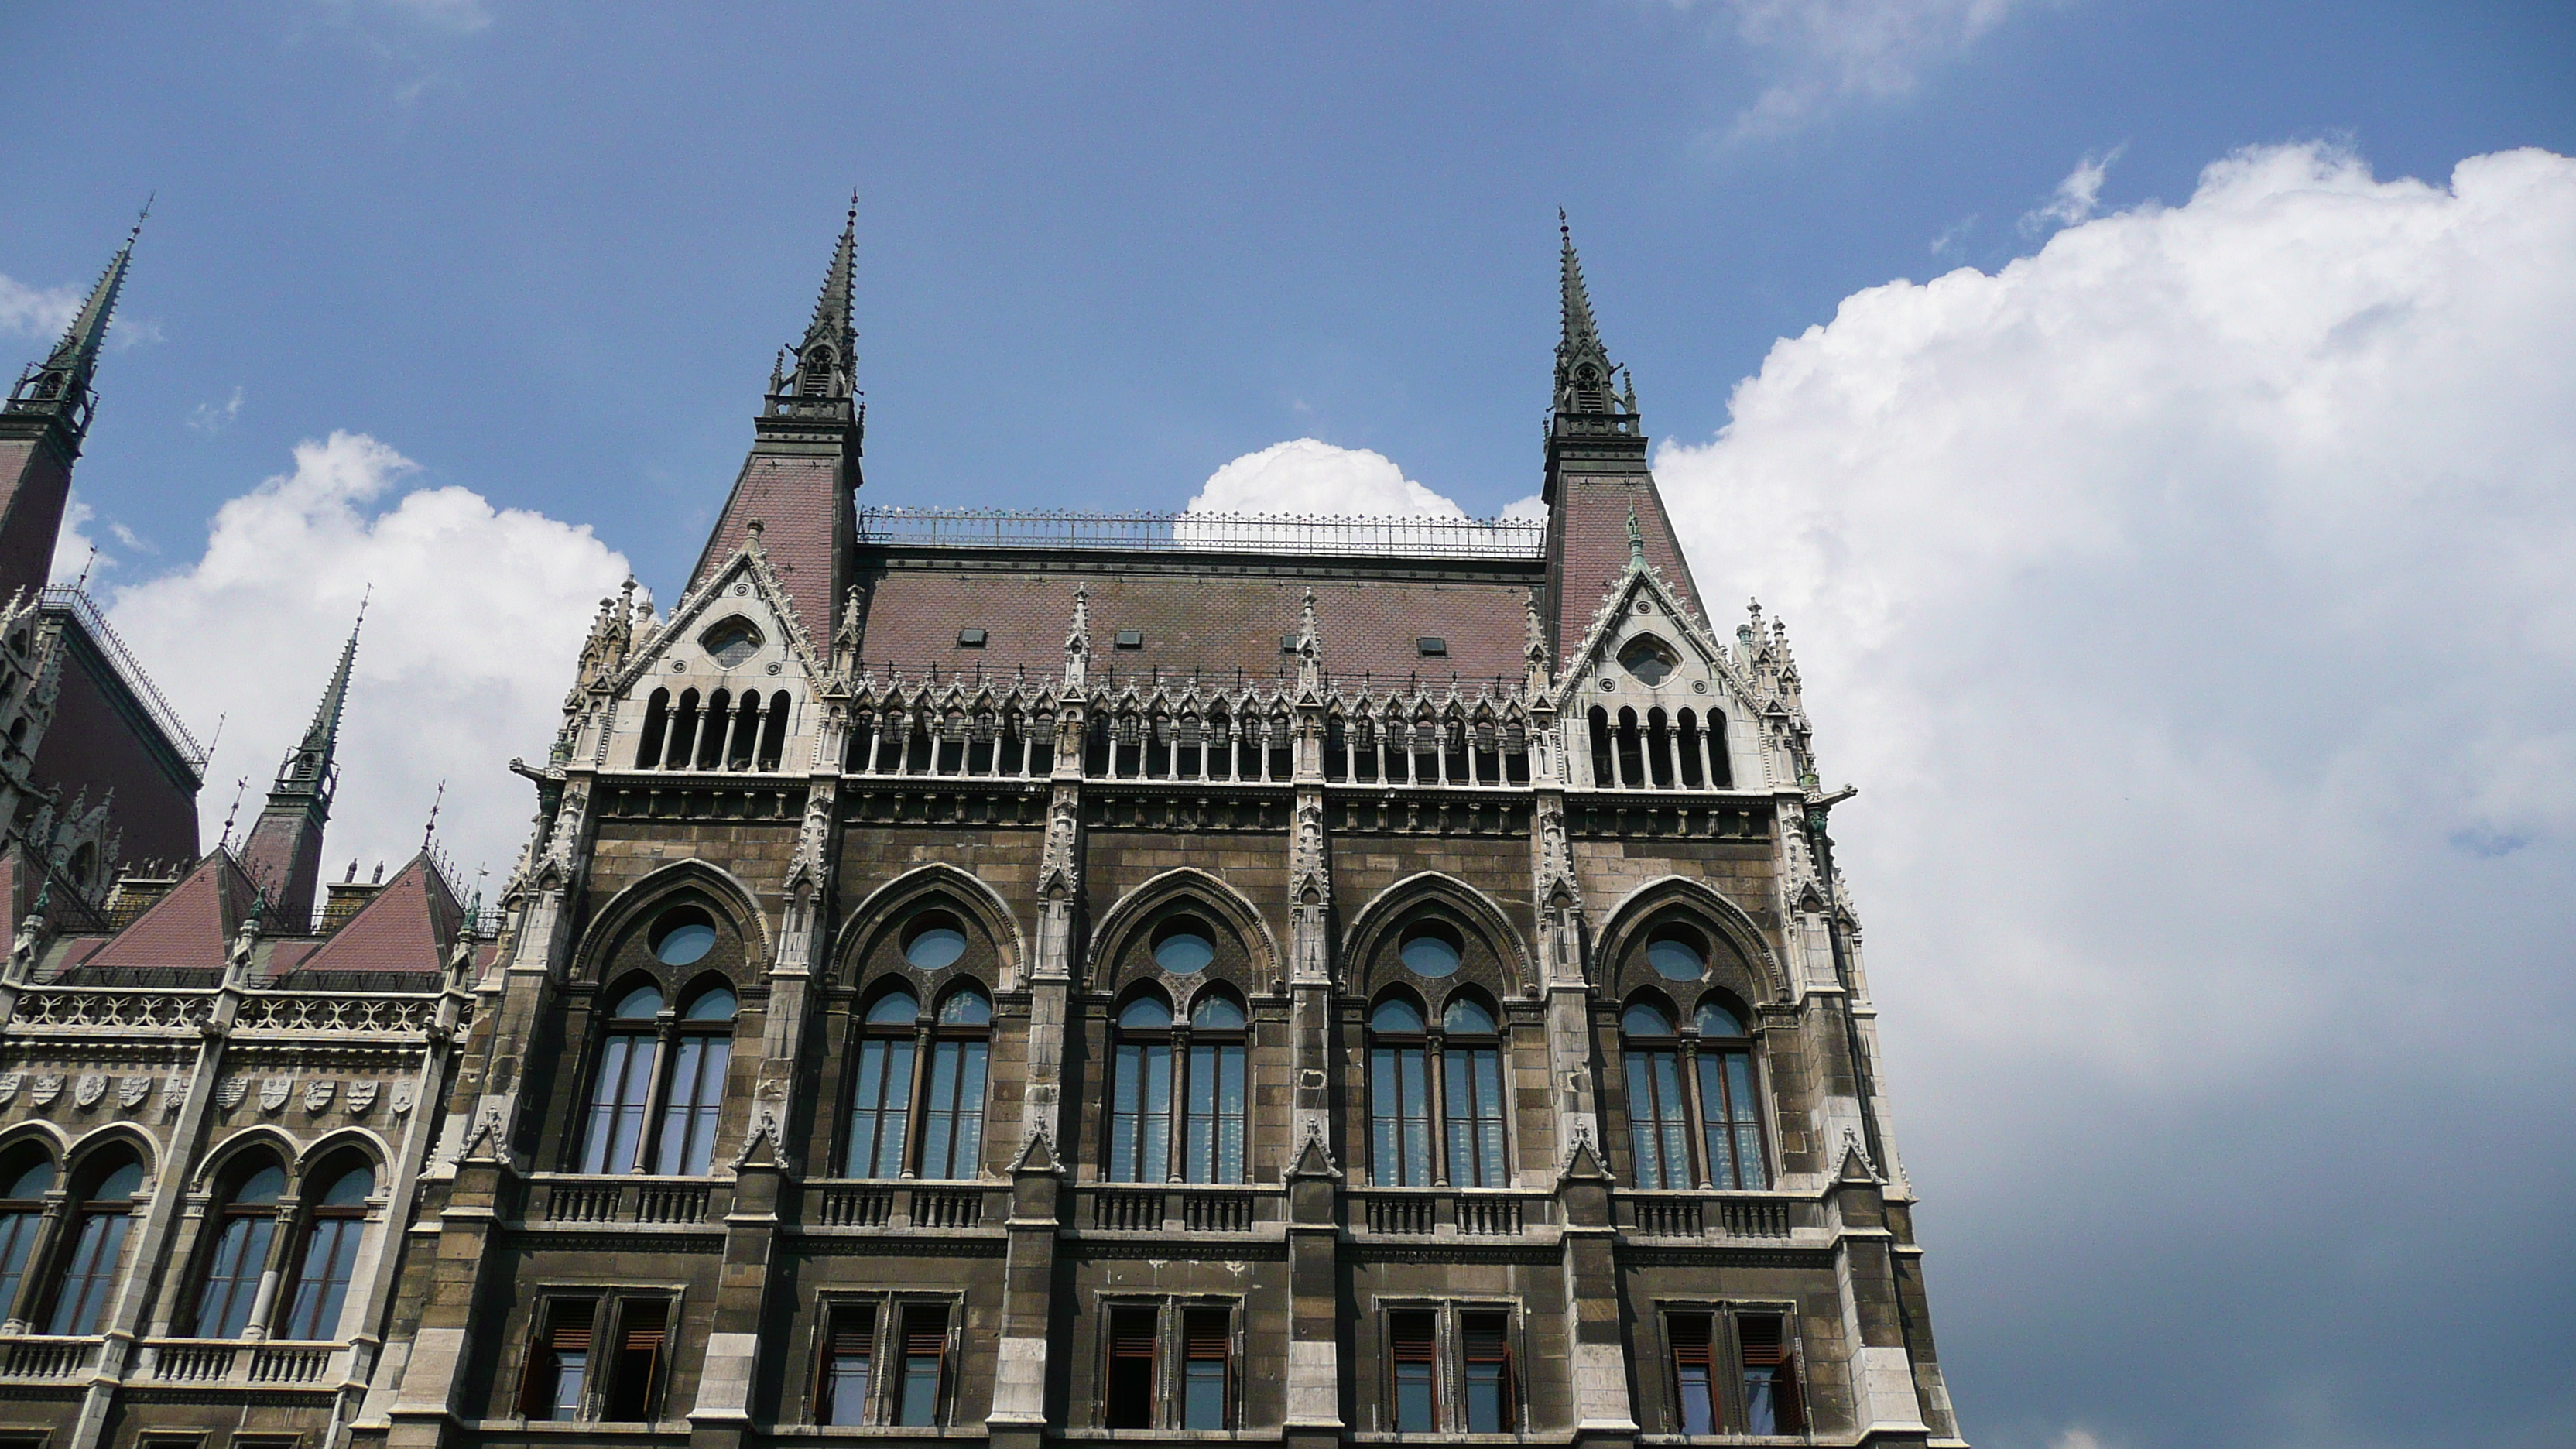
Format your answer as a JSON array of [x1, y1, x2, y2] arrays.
[[292, 853, 463, 976], [84, 850, 263, 971]]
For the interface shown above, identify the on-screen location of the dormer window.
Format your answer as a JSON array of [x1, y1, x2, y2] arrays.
[[701, 618, 763, 670], [1115, 630, 1143, 650], [956, 628, 987, 648], [1619, 636, 1678, 687], [1416, 637, 1447, 657]]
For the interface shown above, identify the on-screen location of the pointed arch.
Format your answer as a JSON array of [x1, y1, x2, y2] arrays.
[[1087, 867, 1280, 991], [191, 1125, 301, 1194], [63, 1122, 157, 1181], [1595, 874, 1790, 1005], [1341, 871, 1535, 995], [291, 1128, 394, 1190], [577, 858, 772, 974], [834, 862, 1026, 988], [0, 1121, 69, 1163]]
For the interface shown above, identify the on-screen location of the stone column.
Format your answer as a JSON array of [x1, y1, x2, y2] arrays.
[[1826, 1152, 1929, 1445], [1282, 1130, 1343, 1449], [986, 1131, 1064, 1449], [1555, 1142, 1637, 1447]]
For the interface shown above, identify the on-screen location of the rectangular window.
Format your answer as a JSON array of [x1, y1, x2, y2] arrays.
[[1183, 1040, 1246, 1183], [1459, 1311, 1514, 1433], [1180, 1307, 1231, 1430], [897, 1304, 947, 1427], [1669, 1313, 1717, 1436], [820, 1304, 875, 1426], [1105, 1304, 1160, 1429], [602, 1297, 669, 1421], [1737, 1313, 1806, 1435], [1388, 1309, 1437, 1432], [520, 1299, 595, 1420]]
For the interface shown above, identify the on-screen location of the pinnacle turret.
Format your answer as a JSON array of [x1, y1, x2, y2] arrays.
[[239, 601, 363, 930], [2, 204, 146, 448], [1552, 211, 1632, 422], [788, 193, 859, 402]]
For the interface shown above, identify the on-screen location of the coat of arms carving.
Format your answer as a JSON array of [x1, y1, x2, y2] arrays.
[[258, 1077, 293, 1113], [218, 1077, 248, 1109], [346, 1081, 380, 1115], [0, 1072, 21, 1105], [117, 1076, 152, 1109], [29, 1075, 61, 1107], [391, 1083, 416, 1115], [303, 1080, 336, 1113], [74, 1074, 106, 1108]]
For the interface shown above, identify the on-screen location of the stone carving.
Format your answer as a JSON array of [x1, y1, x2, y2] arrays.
[[29, 1074, 61, 1107], [0, 1072, 21, 1105], [347, 1081, 380, 1115], [259, 1077, 293, 1113], [304, 1080, 337, 1113], [218, 1076, 248, 1109], [116, 1075, 151, 1108], [74, 1073, 105, 1108], [390, 1083, 416, 1115]]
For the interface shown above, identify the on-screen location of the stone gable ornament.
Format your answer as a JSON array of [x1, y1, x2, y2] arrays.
[[29, 1074, 61, 1107], [0, 1072, 21, 1105], [346, 1081, 379, 1115], [117, 1076, 152, 1109], [390, 1083, 415, 1115], [258, 1077, 293, 1114], [303, 1080, 337, 1113], [218, 1077, 249, 1109], [74, 1074, 106, 1108]]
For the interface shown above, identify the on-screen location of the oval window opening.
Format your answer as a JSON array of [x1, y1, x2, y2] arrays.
[[1646, 930, 1707, 981], [903, 913, 968, 971], [701, 617, 764, 669], [1619, 637, 1679, 687], [650, 907, 718, 967], [1399, 922, 1463, 978], [1152, 920, 1216, 975]]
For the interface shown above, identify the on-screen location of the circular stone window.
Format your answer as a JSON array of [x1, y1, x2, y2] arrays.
[[700, 617, 764, 670], [1619, 637, 1680, 687], [1646, 928, 1707, 981], [903, 913, 968, 971], [1399, 921, 1464, 978], [649, 906, 718, 967], [1153, 920, 1216, 975]]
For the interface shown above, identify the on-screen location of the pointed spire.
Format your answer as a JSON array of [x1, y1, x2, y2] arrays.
[[785, 192, 859, 402], [1557, 207, 1602, 355], [4, 203, 147, 450], [1550, 211, 1636, 426], [239, 600, 364, 932]]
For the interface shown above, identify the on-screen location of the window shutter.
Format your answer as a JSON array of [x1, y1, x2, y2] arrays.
[[549, 1302, 595, 1352], [905, 1309, 948, 1358], [1462, 1314, 1508, 1364], [1184, 1312, 1229, 1362], [1112, 1314, 1158, 1361], [829, 1309, 875, 1355], [1737, 1314, 1786, 1367], [1669, 1314, 1714, 1369], [1390, 1310, 1435, 1362]]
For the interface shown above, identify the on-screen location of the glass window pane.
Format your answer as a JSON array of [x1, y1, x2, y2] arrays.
[[1370, 998, 1424, 1033], [865, 990, 920, 1025], [1119, 996, 1172, 1029], [1190, 994, 1246, 1029], [937, 987, 992, 1026], [1442, 998, 1495, 1033], [1622, 1003, 1673, 1036], [1694, 1000, 1744, 1036]]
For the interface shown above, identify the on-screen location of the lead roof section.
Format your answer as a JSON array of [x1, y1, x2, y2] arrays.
[[847, 552, 1545, 687]]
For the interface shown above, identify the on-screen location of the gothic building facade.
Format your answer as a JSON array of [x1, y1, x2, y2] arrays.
[[0, 208, 1966, 1449]]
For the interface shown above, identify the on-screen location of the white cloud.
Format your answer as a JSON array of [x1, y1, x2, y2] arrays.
[[0, 275, 81, 341], [1188, 437, 1542, 521], [100, 431, 629, 897], [187, 385, 245, 433], [2018, 144, 2124, 234], [48, 494, 108, 585], [1705, 0, 2028, 140], [1653, 142, 2576, 1437]]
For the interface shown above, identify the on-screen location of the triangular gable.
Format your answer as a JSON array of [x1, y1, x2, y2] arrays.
[[1553, 552, 1747, 714], [292, 854, 461, 976], [602, 540, 831, 702], [86, 851, 262, 971]]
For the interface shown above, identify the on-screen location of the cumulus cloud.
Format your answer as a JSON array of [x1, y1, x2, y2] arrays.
[[0, 275, 82, 341], [2018, 145, 2124, 234], [1654, 142, 2576, 1444], [1188, 437, 1542, 519], [187, 385, 246, 433], [1702, 0, 2027, 140], [99, 432, 629, 898]]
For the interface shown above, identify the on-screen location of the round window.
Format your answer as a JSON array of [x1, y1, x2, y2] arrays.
[[1646, 930, 1706, 981], [1153, 920, 1216, 975], [1619, 637, 1679, 687], [903, 914, 968, 971], [1399, 923, 1463, 978], [650, 906, 718, 967]]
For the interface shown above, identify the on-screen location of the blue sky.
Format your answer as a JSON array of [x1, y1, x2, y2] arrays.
[[5, 5, 2576, 1449]]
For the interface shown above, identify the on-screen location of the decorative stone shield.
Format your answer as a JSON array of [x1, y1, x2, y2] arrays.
[[74, 1074, 107, 1108], [303, 1080, 336, 1113], [29, 1075, 62, 1107], [117, 1076, 152, 1108], [0, 1073, 21, 1105], [346, 1081, 380, 1115], [390, 1083, 416, 1115], [217, 1077, 249, 1109], [258, 1078, 293, 1114]]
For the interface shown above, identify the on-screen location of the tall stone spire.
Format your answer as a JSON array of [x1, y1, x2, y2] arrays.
[[686, 197, 865, 645], [0, 207, 147, 599], [1552, 208, 1632, 422], [240, 602, 362, 931]]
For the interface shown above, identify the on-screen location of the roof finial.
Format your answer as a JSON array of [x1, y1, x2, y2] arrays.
[[218, 776, 248, 849], [1627, 505, 1645, 564], [422, 779, 446, 853]]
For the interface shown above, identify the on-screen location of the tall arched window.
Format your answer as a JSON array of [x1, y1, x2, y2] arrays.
[[659, 985, 738, 1177], [845, 988, 920, 1177], [1368, 996, 1434, 1187], [47, 1154, 145, 1335], [0, 1149, 54, 1325], [1107, 995, 1174, 1183], [1442, 997, 1509, 1188], [1692, 1001, 1768, 1191], [1622, 1002, 1693, 1190], [581, 982, 664, 1173], [920, 986, 992, 1180], [279, 1159, 372, 1339], [1181, 992, 1248, 1184], [190, 1160, 285, 1338]]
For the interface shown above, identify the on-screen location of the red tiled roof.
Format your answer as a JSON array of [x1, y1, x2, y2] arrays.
[[850, 561, 1540, 690], [87, 851, 262, 971], [296, 854, 462, 975], [690, 454, 848, 647], [1550, 473, 1708, 654]]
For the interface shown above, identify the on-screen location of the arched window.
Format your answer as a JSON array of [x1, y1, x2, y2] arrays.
[[1107, 995, 1174, 1183], [1441, 996, 1509, 1188], [1368, 996, 1434, 1187], [1621, 1002, 1692, 1190], [190, 1160, 285, 1338], [635, 690, 671, 769], [845, 988, 921, 1177], [279, 1159, 373, 1339], [1692, 1001, 1768, 1191], [663, 690, 701, 769], [0, 1149, 54, 1324], [659, 985, 738, 1177], [1588, 707, 1615, 786], [920, 986, 992, 1180], [1152, 920, 1216, 975], [47, 1154, 145, 1335], [581, 982, 665, 1173], [757, 690, 791, 771], [1181, 992, 1248, 1184]]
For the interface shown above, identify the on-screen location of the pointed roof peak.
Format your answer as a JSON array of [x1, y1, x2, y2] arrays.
[[1550, 211, 1629, 421], [801, 194, 858, 364], [1557, 210, 1603, 355], [6, 208, 148, 427], [300, 598, 365, 759]]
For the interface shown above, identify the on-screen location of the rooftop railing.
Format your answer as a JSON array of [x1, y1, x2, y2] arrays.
[[858, 508, 1547, 560], [39, 585, 208, 772]]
